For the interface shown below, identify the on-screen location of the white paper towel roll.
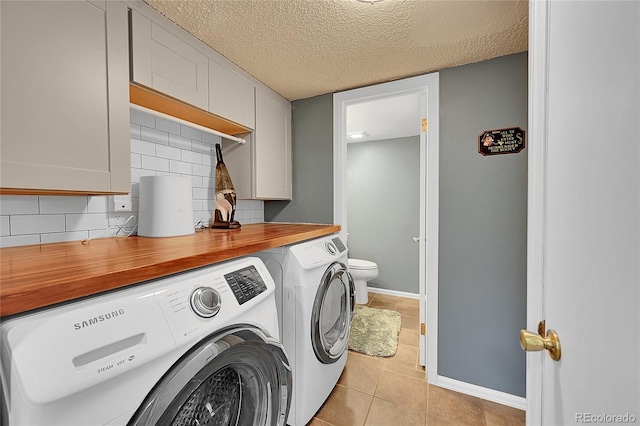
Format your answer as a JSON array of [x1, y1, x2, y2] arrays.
[[138, 176, 195, 237]]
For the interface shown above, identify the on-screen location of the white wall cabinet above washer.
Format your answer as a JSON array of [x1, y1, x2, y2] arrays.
[[222, 89, 292, 201], [254, 88, 292, 200], [130, 9, 209, 111], [209, 58, 256, 129], [127, 2, 292, 201], [0, 0, 130, 194]]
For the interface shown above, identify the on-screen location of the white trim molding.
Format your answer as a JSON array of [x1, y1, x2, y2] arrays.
[[526, 0, 549, 424], [333, 72, 440, 385], [367, 286, 420, 300], [436, 376, 527, 411]]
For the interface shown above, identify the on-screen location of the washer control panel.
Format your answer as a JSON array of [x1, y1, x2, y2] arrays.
[[153, 257, 274, 347], [224, 265, 268, 305], [331, 236, 347, 253], [325, 241, 337, 255], [189, 287, 221, 318]]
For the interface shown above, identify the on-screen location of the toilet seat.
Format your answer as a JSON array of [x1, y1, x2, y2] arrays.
[[348, 259, 377, 270]]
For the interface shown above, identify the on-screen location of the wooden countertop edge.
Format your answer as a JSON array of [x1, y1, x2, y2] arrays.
[[0, 223, 340, 317]]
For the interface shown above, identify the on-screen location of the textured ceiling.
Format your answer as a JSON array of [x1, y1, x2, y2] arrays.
[[144, 0, 528, 101]]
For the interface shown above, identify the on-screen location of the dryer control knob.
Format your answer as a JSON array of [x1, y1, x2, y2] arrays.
[[190, 287, 221, 318], [326, 242, 337, 255]]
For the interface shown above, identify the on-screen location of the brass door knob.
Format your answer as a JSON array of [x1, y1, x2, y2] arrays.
[[519, 328, 562, 361]]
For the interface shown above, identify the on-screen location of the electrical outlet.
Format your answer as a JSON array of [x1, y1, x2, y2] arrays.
[[112, 195, 132, 212]]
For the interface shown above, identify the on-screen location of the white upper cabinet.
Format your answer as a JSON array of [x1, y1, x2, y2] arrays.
[[0, 0, 130, 194], [130, 9, 209, 110], [209, 59, 256, 129], [254, 88, 292, 200], [128, 3, 291, 201]]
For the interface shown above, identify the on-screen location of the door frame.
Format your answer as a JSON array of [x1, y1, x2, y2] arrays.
[[526, 0, 549, 423], [333, 73, 439, 383]]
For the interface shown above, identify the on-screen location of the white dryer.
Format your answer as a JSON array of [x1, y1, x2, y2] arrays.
[[256, 234, 354, 426], [0, 257, 291, 426]]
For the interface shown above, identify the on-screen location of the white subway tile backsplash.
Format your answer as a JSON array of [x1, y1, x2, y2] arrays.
[[1, 108, 263, 247], [156, 144, 182, 161], [168, 134, 192, 150], [155, 116, 181, 136], [192, 140, 215, 154], [131, 153, 142, 169], [0, 196, 39, 215], [41, 231, 89, 244], [192, 164, 214, 177], [169, 160, 193, 175], [1, 216, 10, 236], [141, 156, 170, 172], [140, 126, 169, 145], [131, 138, 156, 156], [131, 168, 155, 183], [11, 215, 65, 235], [66, 213, 109, 232], [236, 200, 251, 210], [130, 108, 155, 127], [181, 150, 203, 164], [130, 123, 141, 139], [202, 132, 222, 145], [192, 187, 213, 200], [0, 234, 41, 248], [192, 199, 204, 211], [88, 197, 109, 213], [39, 196, 87, 214], [180, 124, 202, 141]]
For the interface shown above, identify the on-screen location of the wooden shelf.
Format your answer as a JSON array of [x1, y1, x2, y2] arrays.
[[130, 84, 251, 136]]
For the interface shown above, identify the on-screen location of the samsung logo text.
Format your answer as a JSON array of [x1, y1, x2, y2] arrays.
[[74, 309, 125, 330]]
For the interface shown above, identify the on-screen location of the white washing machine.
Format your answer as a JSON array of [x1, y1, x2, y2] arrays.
[[256, 234, 354, 426], [0, 257, 291, 426]]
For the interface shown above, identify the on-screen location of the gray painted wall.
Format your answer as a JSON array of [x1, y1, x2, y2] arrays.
[[347, 137, 420, 295], [266, 52, 528, 398], [438, 53, 528, 397], [264, 94, 333, 223]]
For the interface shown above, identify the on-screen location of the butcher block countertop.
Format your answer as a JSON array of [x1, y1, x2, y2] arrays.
[[0, 223, 340, 317]]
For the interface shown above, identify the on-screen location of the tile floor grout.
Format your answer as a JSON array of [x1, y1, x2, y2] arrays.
[[307, 293, 526, 426]]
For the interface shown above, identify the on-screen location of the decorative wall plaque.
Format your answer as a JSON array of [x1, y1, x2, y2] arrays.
[[478, 127, 526, 156]]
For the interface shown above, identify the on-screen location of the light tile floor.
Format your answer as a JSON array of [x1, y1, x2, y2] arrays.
[[307, 293, 526, 426]]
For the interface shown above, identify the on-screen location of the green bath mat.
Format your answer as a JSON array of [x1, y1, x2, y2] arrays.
[[348, 305, 402, 357]]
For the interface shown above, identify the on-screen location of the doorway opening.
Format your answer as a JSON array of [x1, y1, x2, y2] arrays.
[[333, 73, 439, 381]]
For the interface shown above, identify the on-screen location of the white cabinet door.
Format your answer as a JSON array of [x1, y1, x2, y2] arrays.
[[130, 9, 208, 110], [209, 59, 255, 129], [0, 0, 130, 194], [254, 89, 292, 200]]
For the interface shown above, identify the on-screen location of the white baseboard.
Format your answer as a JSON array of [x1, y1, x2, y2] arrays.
[[367, 286, 420, 299], [433, 375, 526, 410]]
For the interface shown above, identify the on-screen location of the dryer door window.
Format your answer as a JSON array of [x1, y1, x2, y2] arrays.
[[128, 325, 291, 426], [311, 262, 355, 364]]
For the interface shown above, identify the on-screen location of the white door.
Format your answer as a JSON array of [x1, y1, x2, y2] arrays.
[[526, 1, 639, 424]]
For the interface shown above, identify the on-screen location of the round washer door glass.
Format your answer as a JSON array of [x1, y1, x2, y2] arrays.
[[128, 326, 291, 426], [311, 262, 355, 364]]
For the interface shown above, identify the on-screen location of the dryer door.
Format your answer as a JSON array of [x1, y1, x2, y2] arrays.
[[128, 325, 291, 426], [311, 262, 355, 364]]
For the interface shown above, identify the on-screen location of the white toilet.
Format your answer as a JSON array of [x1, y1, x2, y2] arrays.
[[348, 259, 379, 304]]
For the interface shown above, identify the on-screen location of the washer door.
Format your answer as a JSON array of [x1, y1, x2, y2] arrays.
[[311, 262, 355, 364], [128, 325, 291, 426]]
